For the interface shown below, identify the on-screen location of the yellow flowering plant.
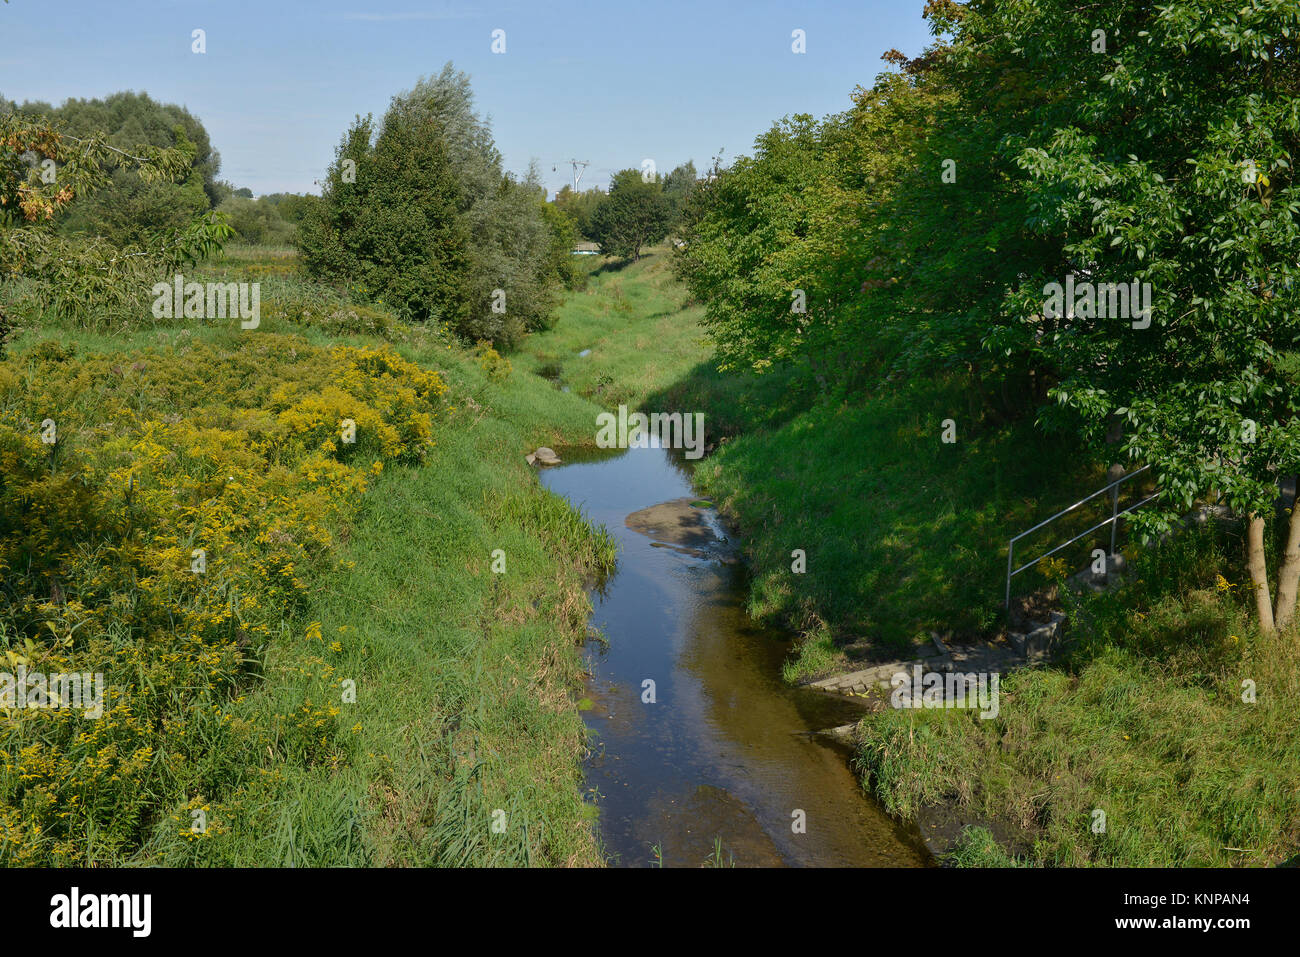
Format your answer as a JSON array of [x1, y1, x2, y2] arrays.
[[0, 334, 447, 863]]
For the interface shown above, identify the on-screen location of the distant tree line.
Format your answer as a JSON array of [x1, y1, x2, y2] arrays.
[[1, 70, 705, 350], [551, 160, 697, 261]]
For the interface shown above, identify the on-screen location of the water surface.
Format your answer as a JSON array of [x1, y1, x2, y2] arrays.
[[541, 444, 930, 867]]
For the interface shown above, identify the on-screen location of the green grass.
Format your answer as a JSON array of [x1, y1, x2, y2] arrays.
[[0, 249, 631, 865], [854, 525, 1300, 867], [651, 364, 1105, 678], [946, 826, 1024, 867], [516, 246, 711, 410], [270, 410, 616, 866], [230, 328, 621, 866]]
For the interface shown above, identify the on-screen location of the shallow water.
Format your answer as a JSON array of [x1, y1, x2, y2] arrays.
[[541, 444, 931, 868]]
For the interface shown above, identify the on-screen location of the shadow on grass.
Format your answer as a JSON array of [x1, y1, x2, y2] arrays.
[[648, 359, 1107, 658], [591, 256, 639, 276]]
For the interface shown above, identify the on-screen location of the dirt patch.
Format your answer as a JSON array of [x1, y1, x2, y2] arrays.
[[915, 798, 1038, 863]]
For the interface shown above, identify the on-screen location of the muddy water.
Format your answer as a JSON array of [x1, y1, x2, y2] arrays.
[[541, 444, 930, 867]]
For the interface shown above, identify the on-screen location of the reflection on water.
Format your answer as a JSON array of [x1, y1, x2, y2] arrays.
[[541, 444, 931, 868]]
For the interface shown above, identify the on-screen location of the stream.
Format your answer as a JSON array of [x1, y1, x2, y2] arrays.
[[540, 443, 931, 867]]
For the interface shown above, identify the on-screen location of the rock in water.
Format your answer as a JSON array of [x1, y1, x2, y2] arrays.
[[625, 498, 717, 548]]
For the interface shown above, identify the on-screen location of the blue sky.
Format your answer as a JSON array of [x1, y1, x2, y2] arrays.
[[1, 0, 936, 197]]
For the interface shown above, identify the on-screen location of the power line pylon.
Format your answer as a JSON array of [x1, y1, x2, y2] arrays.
[[552, 159, 590, 192]]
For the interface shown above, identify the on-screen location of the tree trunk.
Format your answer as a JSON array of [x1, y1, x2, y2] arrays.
[[1273, 477, 1300, 630], [1248, 515, 1276, 633]]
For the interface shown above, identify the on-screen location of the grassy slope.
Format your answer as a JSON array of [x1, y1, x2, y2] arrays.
[[858, 525, 1300, 866], [515, 248, 710, 409], [284, 366, 613, 866], [652, 362, 1107, 677], [0, 253, 621, 865]]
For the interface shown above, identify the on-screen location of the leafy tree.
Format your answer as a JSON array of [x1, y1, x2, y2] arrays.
[[539, 198, 586, 292], [674, 69, 937, 381], [552, 184, 606, 240], [297, 111, 472, 331], [6, 92, 222, 246], [661, 160, 698, 227], [385, 66, 559, 342], [894, 0, 1300, 630], [674, 118, 844, 372], [969, 0, 1300, 630], [1, 108, 233, 329], [262, 192, 320, 226], [588, 169, 671, 262], [217, 193, 295, 245], [209, 191, 317, 245], [464, 160, 561, 341], [677, 0, 1300, 631], [298, 64, 565, 346]]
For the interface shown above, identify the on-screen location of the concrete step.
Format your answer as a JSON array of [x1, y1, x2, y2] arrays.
[[818, 723, 859, 744], [805, 658, 935, 696], [1007, 610, 1066, 662], [806, 640, 1025, 700]]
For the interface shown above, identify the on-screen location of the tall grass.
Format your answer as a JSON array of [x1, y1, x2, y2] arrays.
[[0, 263, 624, 865], [855, 525, 1300, 866]]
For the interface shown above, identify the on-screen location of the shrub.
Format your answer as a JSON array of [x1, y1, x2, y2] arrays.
[[0, 335, 447, 863], [472, 340, 512, 381]]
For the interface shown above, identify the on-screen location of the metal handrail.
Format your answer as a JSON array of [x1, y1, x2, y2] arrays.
[[1005, 465, 1154, 608]]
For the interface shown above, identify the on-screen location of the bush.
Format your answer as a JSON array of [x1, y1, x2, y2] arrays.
[[471, 340, 512, 381], [216, 195, 296, 246], [296, 65, 569, 349], [263, 287, 403, 341], [0, 335, 448, 863]]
